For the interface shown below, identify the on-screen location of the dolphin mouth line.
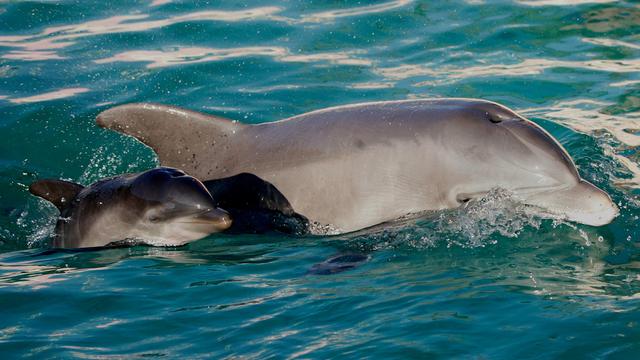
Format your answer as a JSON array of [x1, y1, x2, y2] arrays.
[[458, 183, 571, 202], [176, 219, 228, 225], [517, 184, 574, 197], [174, 208, 232, 229]]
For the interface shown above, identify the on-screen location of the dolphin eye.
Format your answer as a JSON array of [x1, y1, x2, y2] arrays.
[[488, 114, 501, 124], [456, 194, 472, 205], [147, 211, 162, 223]]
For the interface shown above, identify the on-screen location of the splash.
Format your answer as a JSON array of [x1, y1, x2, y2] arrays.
[[13, 202, 57, 249], [78, 145, 156, 185], [77, 146, 125, 185], [344, 188, 551, 250], [435, 188, 545, 248], [308, 222, 342, 236]]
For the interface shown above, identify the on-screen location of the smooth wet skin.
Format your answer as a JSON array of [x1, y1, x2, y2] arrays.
[[97, 99, 619, 232], [29, 167, 231, 248]]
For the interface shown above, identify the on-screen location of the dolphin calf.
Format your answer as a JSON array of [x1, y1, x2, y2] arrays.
[[30, 167, 231, 248], [97, 99, 619, 233], [30, 167, 310, 248]]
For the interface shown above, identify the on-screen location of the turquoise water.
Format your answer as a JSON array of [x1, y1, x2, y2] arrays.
[[1, 0, 640, 357]]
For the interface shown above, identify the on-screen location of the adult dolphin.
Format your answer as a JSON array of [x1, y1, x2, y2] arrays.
[[96, 99, 619, 233]]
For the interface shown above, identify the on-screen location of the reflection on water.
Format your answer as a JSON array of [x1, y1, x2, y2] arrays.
[[0, 1, 417, 62], [8, 87, 90, 104], [0, 8, 285, 61], [525, 99, 640, 147], [95, 46, 370, 68], [149, 0, 172, 7], [300, 0, 413, 23], [0, 239, 286, 290], [611, 80, 640, 88], [347, 82, 395, 89], [582, 37, 640, 50], [518, 0, 617, 6], [562, 7, 640, 32], [523, 99, 640, 186], [611, 154, 640, 189], [2, 50, 65, 61], [0, 263, 71, 290], [376, 58, 640, 85]]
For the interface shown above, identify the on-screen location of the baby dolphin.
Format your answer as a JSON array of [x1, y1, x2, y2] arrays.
[[29, 167, 231, 248]]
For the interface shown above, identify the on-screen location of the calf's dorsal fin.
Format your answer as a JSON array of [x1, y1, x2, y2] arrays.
[[96, 103, 246, 179]]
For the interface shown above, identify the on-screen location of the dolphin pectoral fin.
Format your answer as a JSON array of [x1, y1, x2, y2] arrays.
[[524, 180, 619, 226], [29, 179, 84, 211], [307, 252, 371, 275], [96, 103, 246, 179]]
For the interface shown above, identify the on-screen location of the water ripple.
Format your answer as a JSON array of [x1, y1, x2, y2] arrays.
[[95, 46, 371, 68], [8, 87, 90, 104]]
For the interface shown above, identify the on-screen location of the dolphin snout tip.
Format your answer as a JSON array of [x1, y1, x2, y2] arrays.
[[198, 208, 232, 231], [576, 181, 619, 227], [217, 211, 232, 231], [589, 198, 619, 227], [523, 180, 619, 227]]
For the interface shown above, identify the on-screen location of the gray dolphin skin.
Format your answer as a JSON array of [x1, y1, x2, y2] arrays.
[[30, 167, 231, 248], [97, 99, 619, 233]]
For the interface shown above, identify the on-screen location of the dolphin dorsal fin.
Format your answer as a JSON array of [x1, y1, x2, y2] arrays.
[[96, 103, 247, 179], [29, 179, 84, 210]]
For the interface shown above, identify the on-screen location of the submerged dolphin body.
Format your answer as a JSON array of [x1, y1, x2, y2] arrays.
[[97, 99, 618, 233]]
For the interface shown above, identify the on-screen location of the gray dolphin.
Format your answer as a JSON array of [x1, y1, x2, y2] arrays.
[[96, 99, 619, 233], [30, 167, 231, 248]]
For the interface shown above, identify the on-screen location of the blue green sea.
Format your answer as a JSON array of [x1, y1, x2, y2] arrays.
[[1, 0, 640, 358]]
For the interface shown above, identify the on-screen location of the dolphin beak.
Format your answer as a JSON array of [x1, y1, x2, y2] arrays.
[[522, 180, 619, 226], [189, 208, 232, 231]]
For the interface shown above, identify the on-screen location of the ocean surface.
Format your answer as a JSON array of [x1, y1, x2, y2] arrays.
[[1, 0, 639, 358]]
